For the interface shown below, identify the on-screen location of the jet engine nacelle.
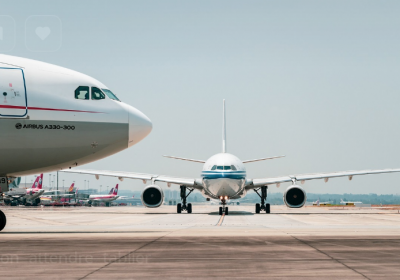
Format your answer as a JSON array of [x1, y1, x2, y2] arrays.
[[141, 185, 164, 208], [283, 185, 307, 208]]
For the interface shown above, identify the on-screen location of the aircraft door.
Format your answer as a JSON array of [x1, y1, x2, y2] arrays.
[[0, 68, 28, 117]]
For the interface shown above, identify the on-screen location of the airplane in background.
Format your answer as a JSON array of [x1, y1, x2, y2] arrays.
[[88, 184, 119, 206], [63, 100, 400, 216], [340, 199, 363, 206], [4, 174, 45, 206], [312, 199, 333, 206], [0, 54, 152, 231]]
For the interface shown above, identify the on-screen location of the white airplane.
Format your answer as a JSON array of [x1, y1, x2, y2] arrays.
[[62, 100, 400, 215], [88, 184, 119, 206], [340, 199, 363, 205], [0, 55, 152, 231]]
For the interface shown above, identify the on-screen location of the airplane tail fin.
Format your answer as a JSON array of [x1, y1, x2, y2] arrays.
[[68, 183, 75, 192], [75, 188, 79, 195], [113, 184, 118, 195], [109, 188, 114, 195], [32, 174, 43, 189], [222, 99, 226, 153]]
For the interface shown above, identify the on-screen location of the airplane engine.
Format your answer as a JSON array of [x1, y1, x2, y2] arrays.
[[283, 185, 307, 208], [141, 185, 164, 208]]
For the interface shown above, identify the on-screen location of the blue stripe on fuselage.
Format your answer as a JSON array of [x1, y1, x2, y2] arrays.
[[201, 171, 246, 179]]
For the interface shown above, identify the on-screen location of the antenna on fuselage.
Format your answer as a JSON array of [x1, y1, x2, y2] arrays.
[[222, 99, 226, 153]]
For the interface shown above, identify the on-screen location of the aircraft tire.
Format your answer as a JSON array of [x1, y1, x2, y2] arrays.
[[177, 203, 182, 213], [10, 201, 18, 207], [0, 210, 6, 231], [35, 198, 41, 204], [265, 203, 270, 214], [4, 200, 11, 206], [187, 203, 192, 213], [255, 203, 261, 214], [225, 207, 229, 215], [219, 207, 223, 215]]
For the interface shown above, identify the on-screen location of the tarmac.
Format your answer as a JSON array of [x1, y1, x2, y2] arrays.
[[1, 204, 400, 279]]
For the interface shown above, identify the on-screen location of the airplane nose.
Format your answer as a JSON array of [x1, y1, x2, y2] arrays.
[[126, 105, 152, 147]]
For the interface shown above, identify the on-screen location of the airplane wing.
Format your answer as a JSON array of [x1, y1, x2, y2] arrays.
[[61, 169, 202, 189], [246, 168, 400, 189]]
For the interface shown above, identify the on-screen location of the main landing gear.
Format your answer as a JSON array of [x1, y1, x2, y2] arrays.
[[219, 197, 229, 215], [177, 185, 193, 214], [254, 186, 270, 214]]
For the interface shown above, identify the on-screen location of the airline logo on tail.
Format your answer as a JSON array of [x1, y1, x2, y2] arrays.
[[32, 174, 43, 189], [68, 183, 75, 192], [113, 184, 118, 195]]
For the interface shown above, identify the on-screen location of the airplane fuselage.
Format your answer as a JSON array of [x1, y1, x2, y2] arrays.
[[0, 55, 152, 177], [200, 153, 247, 200]]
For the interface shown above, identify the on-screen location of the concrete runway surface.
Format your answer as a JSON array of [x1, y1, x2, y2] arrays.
[[1, 205, 400, 279]]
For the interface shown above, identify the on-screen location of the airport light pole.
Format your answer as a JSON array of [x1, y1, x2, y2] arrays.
[[57, 172, 59, 191]]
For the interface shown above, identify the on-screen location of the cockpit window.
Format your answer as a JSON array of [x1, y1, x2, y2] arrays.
[[211, 165, 217, 170], [92, 87, 105, 100], [102, 89, 120, 101], [75, 86, 89, 100], [216, 166, 223, 170], [224, 166, 231, 170], [231, 165, 237, 171]]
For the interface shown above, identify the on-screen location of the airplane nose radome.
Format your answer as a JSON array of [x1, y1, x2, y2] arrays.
[[126, 105, 152, 147]]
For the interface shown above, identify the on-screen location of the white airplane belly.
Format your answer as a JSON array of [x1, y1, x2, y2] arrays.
[[203, 178, 245, 199]]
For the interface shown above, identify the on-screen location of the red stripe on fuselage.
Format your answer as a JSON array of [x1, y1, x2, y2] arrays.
[[0, 104, 102, 114]]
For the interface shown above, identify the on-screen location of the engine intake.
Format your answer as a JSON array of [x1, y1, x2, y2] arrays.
[[141, 185, 164, 208], [283, 185, 306, 208]]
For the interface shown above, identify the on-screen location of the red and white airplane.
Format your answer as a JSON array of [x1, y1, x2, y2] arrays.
[[4, 174, 45, 206], [88, 184, 119, 206]]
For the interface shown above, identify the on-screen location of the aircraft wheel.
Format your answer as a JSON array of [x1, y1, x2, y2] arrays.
[[0, 210, 6, 231], [4, 200, 11, 206], [187, 203, 192, 214], [219, 207, 223, 215], [265, 203, 270, 214], [10, 201, 18, 207], [225, 207, 229, 215], [255, 203, 261, 214], [177, 203, 182, 213], [35, 198, 41, 204]]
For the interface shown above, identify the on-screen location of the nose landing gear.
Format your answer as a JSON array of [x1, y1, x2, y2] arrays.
[[254, 186, 270, 214], [218, 197, 229, 215], [177, 185, 193, 214]]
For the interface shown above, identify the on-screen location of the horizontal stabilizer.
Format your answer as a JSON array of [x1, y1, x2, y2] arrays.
[[163, 155, 205, 163], [242, 155, 285, 163]]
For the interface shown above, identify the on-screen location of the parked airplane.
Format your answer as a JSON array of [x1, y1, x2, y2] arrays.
[[0, 55, 152, 231], [4, 174, 45, 206], [88, 184, 119, 206], [340, 199, 363, 205], [63, 100, 400, 215], [312, 199, 333, 206]]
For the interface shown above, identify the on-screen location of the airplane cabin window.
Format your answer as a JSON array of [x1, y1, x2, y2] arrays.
[[92, 87, 105, 100], [102, 89, 120, 101], [75, 86, 89, 100], [211, 165, 217, 170], [224, 166, 231, 170], [231, 165, 237, 171], [217, 166, 223, 170]]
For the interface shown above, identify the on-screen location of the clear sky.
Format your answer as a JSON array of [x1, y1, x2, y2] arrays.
[[2, 0, 400, 194]]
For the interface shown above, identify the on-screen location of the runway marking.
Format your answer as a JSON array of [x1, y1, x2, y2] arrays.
[[217, 214, 225, 226], [292, 236, 371, 280], [78, 232, 172, 280]]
